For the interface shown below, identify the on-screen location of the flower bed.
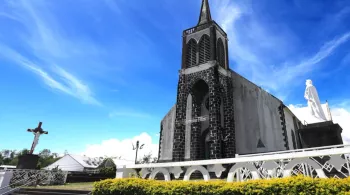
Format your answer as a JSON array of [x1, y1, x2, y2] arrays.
[[92, 176, 350, 195]]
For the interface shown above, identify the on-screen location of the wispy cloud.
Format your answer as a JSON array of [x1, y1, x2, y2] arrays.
[[109, 110, 152, 119], [0, 45, 101, 105], [0, 0, 103, 105], [103, 0, 122, 14], [212, 0, 350, 97], [276, 33, 350, 86]]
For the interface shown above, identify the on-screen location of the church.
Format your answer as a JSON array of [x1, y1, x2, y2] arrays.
[[158, 0, 343, 162]]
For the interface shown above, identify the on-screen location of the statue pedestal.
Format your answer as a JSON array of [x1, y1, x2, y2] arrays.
[[297, 121, 343, 148], [16, 154, 39, 170]]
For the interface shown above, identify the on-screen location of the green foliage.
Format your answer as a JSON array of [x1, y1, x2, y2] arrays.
[[92, 176, 350, 195], [99, 167, 116, 176], [37, 149, 61, 169], [0, 149, 21, 166], [0, 149, 60, 169], [137, 153, 158, 164], [98, 158, 116, 177]]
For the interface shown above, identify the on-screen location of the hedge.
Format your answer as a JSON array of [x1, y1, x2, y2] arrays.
[[92, 175, 350, 195]]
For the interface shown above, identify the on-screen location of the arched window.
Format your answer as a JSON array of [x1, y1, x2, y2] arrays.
[[217, 38, 225, 68], [198, 35, 210, 64], [186, 39, 197, 68]]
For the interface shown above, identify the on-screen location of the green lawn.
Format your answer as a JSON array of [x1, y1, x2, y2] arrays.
[[26, 182, 94, 191]]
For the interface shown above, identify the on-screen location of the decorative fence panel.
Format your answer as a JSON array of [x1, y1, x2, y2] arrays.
[[117, 144, 350, 182], [0, 170, 67, 194], [9, 169, 68, 187]]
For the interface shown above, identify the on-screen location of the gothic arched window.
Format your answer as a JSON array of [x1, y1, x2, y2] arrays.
[[198, 35, 210, 64], [186, 39, 197, 68], [217, 38, 225, 68]]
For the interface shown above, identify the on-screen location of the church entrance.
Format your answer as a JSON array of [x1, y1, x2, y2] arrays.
[[191, 80, 210, 160], [201, 128, 211, 160]]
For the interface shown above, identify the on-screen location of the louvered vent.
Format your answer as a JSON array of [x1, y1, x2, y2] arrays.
[[198, 35, 210, 64], [186, 39, 197, 68], [217, 38, 225, 68]]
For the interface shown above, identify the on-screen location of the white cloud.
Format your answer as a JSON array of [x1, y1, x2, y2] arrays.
[[212, 0, 350, 93], [276, 33, 350, 87], [52, 66, 101, 105], [81, 133, 159, 161], [331, 107, 350, 144], [0, 45, 101, 105], [288, 104, 350, 144]]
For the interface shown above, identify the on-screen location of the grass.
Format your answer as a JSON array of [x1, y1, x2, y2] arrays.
[[25, 182, 94, 191]]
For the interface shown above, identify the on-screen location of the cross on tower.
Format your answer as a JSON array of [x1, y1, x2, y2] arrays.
[[27, 122, 48, 154]]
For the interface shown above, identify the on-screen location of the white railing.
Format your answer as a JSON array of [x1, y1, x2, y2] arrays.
[[116, 144, 350, 182]]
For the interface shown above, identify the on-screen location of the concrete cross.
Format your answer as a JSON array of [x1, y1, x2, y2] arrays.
[[27, 122, 48, 154]]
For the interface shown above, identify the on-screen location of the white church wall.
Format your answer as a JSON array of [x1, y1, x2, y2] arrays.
[[284, 108, 298, 149], [231, 71, 286, 154], [159, 105, 176, 162]]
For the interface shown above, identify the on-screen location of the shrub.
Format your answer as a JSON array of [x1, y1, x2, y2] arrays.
[[92, 175, 350, 195], [99, 167, 116, 177]]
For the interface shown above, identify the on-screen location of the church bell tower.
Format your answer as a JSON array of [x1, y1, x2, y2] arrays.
[[172, 0, 236, 162]]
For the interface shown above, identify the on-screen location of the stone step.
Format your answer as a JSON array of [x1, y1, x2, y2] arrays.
[[11, 188, 91, 195]]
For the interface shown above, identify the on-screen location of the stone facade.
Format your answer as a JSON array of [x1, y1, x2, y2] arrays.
[[172, 64, 235, 162], [169, 0, 236, 162], [158, 0, 300, 162]]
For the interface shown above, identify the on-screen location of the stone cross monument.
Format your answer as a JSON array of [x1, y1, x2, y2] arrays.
[[304, 79, 327, 121], [27, 122, 48, 154]]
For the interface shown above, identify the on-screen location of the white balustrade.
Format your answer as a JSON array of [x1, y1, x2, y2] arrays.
[[116, 144, 350, 182]]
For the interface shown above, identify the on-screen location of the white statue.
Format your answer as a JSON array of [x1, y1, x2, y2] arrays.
[[304, 79, 327, 121], [27, 122, 48, 154]]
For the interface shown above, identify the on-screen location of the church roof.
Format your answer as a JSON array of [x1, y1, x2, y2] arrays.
[[198, 0, 212, 25], [69, 154, 104, 168]]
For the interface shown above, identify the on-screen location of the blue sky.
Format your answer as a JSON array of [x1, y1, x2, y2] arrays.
[[0, 0, 349, 158]]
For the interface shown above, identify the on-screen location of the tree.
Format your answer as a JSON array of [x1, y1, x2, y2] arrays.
[[0, 153, 3, 165], [0, 149, 61, 168], [37, 149, 60, 169], [99, 158, 116, 177], [1, 150, 17, 165], [19, 149, 29, 156], [3, 150, 10, 158], [39, 149, 51, 158], [138, 153, 158, 164], [52, 153, 59, 158], [10, 150, 16, 159]]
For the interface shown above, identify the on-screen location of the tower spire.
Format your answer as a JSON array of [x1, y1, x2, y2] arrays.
[[198, 0, 212, 25]]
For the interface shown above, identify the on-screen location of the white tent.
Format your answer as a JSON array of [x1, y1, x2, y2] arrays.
[[43, 154, 103, 172]]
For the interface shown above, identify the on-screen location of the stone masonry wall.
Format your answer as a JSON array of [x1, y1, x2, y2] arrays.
[[172, 64, 235, 161]]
